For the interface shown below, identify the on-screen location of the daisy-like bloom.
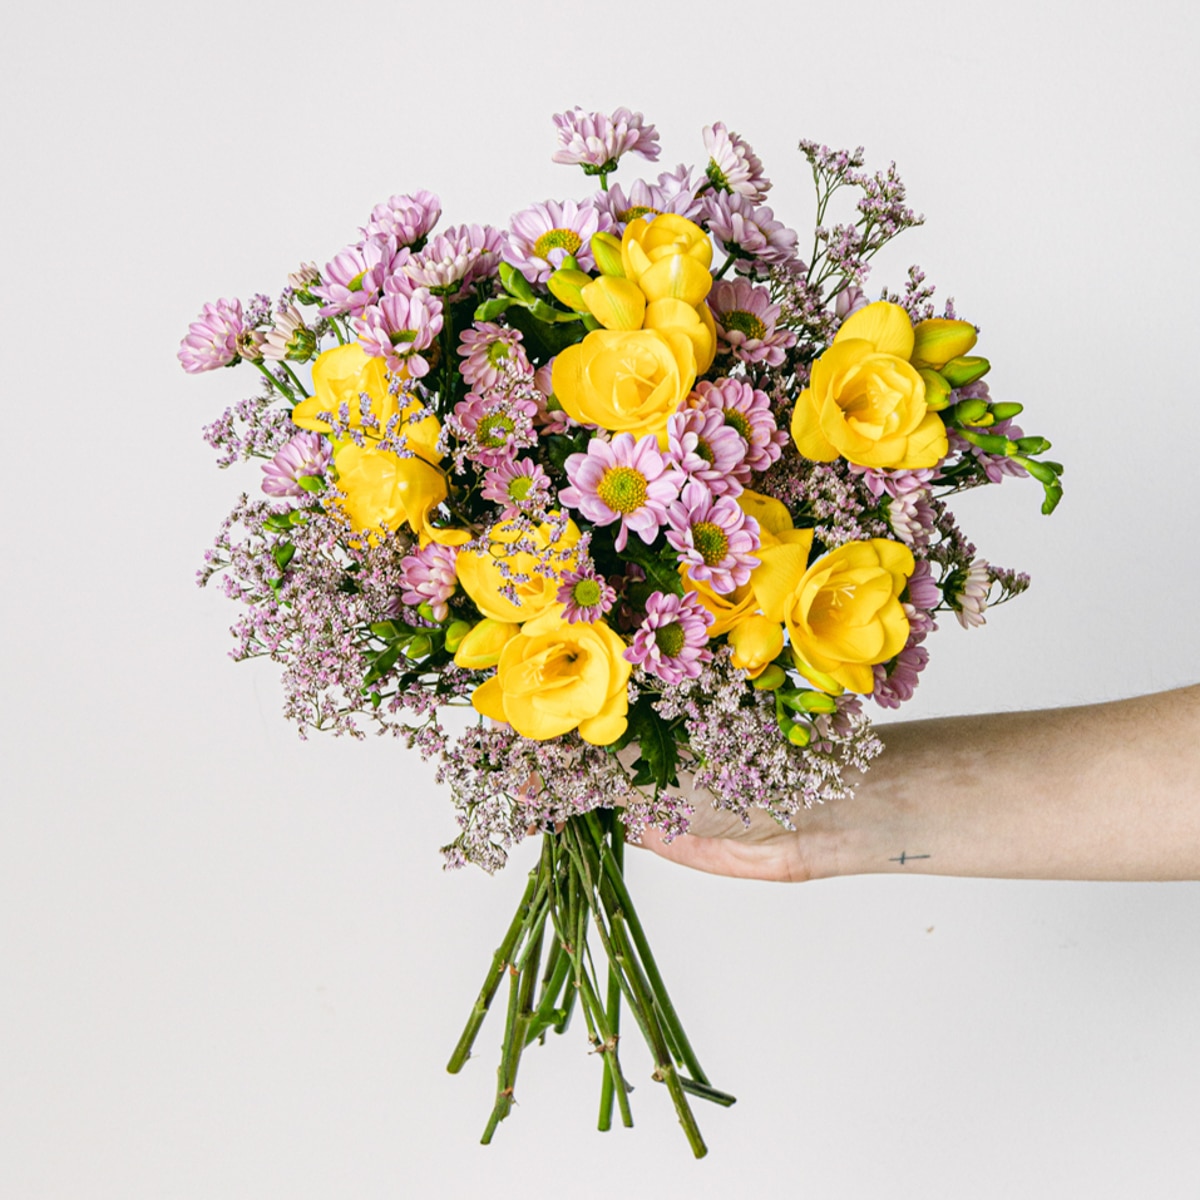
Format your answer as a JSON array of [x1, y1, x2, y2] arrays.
[[665, 481, 760, 594], [450, 391, 538, 467], [903, 560, 940, 637], [313, 238, 406, 318], [556, 563, 618, 623], [849, 463, 939, 501], [665, 405, 746, 497], [871, 635, 930, 709], [835, 284, 869, 320], [178, 298, 247, 373], [406, 224, 505, 299], [625, 591, 714, 685], [702, 122, 771, 202], [559, 433, 683, 553], [352, 279, 443, 377], [261, 304, 317, 362], [287, 262, 321, 305], [593, 166, 704, 227], [399, 542, 459, 621], [504, 199, 612, 282], [691, 377, 787, 478], [707, 278, 796, 367], [480, 457, 552, 518], [362, 190, 442, 248], [887, 490, 936, 548], [261, 431, 332, 498], [551, 107, 660, 174], [235, 327, 265, 363], [702, 192, 799, 274], [457, 322, 530, 392], [949, 558, 990, 629]]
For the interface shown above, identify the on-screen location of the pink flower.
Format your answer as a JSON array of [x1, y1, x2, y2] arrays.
[[664, 405, 746, 497], [872, 635, 930, 709], [702, 192, 799, 274], [406, 224, 505, 298], [457, 322, 530, 391], [557, 564, 618, 623], [449, 392, 537, 467], [551, 107, 660, 172], [560, 433, 683, 553], [691, 378, 787, 478], [480, 457, 552, 518], [707, 278, 796, 367], [313, 238, 406, 318], [362, 190, 442, 248], [835, 285, 869, 320], [625, 591, 713, 685], [504, 199, 613, 282], [352, 279, 443, 377], [400, 543, 459, 621], [702, 122, 771, 202], [593, 166, 704, 227], [951, 559, 990, 629], [261, 431, 332, 498], [178, 298, 247, 374], [664, 481, 760, 595]]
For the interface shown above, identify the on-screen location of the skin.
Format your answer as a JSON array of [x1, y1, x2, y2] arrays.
[[631, 684, 1200, 883]]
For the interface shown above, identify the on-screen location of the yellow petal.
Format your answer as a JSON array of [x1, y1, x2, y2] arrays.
[[581, 276, 646, 330], [833, 301, 915, 359], [910, 318, 978, 370], [727, 615, 785, 678], [453, 619, 521, 669], [470, 675, 507, 722], [637, 254, 713, 307], [790, 388, 839, 462], [750, 542, 811, 623]]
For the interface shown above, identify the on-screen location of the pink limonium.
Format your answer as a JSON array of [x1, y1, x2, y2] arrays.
[[178, 298, 247, 373], [625, 591, 714, 685], [702, 192, 799, 275], [313, 238, 406, 318], [702, 122, 771, 202], [707, 278, 797, 367], [406, 224, 506, 300], [556, 563, 618, 623], [458, 322, 531, 391], [481, 457, 552, 518], [449, 391, 538, 468], [400, 542, 459, 621], [551, 107, 660, 174], [691, 378, 787, 479], [664, 405, 746, 497], [664, 481, 760, 595], [352, 278, 443, 377], [362, 190, 442, 248], [594, 167, 704, 227], [261, 431, 332, 498], [504, 198, 612, 282], [559, 433, 683, 553]]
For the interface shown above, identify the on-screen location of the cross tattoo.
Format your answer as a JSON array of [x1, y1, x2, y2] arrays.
[[888, 851, 931, 865]]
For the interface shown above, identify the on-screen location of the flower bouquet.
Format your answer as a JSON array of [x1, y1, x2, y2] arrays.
[[184, 108, 1061, 1157]]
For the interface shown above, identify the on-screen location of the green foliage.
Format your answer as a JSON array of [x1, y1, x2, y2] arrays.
[[613, 695, 683, 791]]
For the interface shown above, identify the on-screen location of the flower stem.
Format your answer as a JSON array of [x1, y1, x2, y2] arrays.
[[598, 814, 629, 1130], [254, 360, 294, 402]]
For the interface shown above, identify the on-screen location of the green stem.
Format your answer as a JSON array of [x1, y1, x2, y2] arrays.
[[280, 361, 310, 397], [253, 360, 294, 402], [598, 816, 628, 1130]]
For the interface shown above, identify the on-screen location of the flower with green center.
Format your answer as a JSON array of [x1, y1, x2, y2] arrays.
[[480, 457, 552, 518], [533, 228, 583, 260], [665, 481, 761, 596], [504, 198, 612, 283], [597, 466, 649, 514], [654, 621, 686, 657], [625, 591, 713, 685], [556, 564, 617, 623]]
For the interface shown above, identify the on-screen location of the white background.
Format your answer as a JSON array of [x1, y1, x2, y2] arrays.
[[3, 1, 1199, 1196]]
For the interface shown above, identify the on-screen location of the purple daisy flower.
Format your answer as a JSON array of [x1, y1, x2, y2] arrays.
[[556, 563, 618, 623], [261, 304, 316, 363], [691, 378, 787, 479], [664, 481, 760, 595], [707, 278, 797, 367], [400, 542, 459, 621], [457, 322, 531, 391], [504, 198, 613, 282], [560, 433, 683, 553], [450, 392, 538, 467], [178, 298, 247, 374], [625, 591, 713, 685], [702, 122, 771, 202], [480, 457, 552, 518], [593, 166, 705, 227], [702, 192, 799, 275], [665, 405, 746, 497], [352, 279, 443, 377], [261, 431, 332, 498], [872, 634, 930, 710], [362, 190, 442, 248], [406, 223, 505, 299], [551, 107, 661, 173], [313, 238, 406, 318]]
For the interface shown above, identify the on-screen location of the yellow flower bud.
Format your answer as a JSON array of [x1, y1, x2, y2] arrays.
[[910, 318, 978, 371], [547, 268, 593, 313], [453, 618, 520, 669], [727, 615, 785, 679], [590, 231, 625, 277]]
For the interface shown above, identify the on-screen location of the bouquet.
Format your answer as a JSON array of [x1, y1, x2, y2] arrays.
[[184, 107, 1061, 1157]]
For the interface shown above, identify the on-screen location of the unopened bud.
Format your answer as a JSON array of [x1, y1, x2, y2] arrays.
[[405, 634, 433, 659], [919, 368, 953, 412], [990, 401, 1024, 421], [752, 664, 788, 691], [1014, 435, 1051, 455], [951, 398, 990, 426], [444, 620, 472, 653], [547, 268, 592, 313], [940, 355, 991, 389], [590, 231, 625, 277]]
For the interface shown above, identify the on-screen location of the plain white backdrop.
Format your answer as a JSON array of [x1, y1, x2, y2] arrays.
[[3, 2, 1199, 1196]]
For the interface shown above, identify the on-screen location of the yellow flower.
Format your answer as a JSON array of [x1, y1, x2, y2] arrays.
[[456, 516, 581, 624], [752, 536, 914, 694], [726, 615, 785, 679], [470, 608, 632, 745], [551, 328, 696, 439], [452, 618, 520, 669], [620, 215, 713, 302], [910, 318, 978, 371], [791, 301, 948, 470]]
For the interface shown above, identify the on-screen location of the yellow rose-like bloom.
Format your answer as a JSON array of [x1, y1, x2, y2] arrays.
[[471, 608, 632, 745], [332, 441, 468, 548], [791, 301, 948, 470], [552, 328, 696, 439], [621, 215, 713, 299], [456, 517, 581, 624], [753, 537, 914, 694]]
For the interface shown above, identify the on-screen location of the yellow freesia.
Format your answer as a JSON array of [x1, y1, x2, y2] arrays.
[[470, 608, 632, 745], [726, 615, 785, 679], [580, 275, 646, 330], [452, 618, 520, 669], [910, 318, 978, 371], [620, 214, 713, 292]]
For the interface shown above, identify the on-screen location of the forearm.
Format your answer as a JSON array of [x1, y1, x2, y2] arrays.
[[805, 685, 1200, 882]]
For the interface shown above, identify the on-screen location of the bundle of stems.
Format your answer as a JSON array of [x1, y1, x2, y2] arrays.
[[446, 809, 736, 1158]]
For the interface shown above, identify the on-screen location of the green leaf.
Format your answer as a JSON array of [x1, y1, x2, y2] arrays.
[[271, 542, 295, 571], [620, 697, 682, 790], [363, 643, 403, 689], [498, 263, 535, 304], [474, 296, 513, 322], [619, 540, 685, 597]]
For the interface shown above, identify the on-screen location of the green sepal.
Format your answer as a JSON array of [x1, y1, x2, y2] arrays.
[[474, 297, 514, 322], [941, 355, 991, 388], [498, 263, 535, 304]]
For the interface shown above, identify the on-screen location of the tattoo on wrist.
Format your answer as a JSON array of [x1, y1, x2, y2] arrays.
[[888, 851, 931, 866]]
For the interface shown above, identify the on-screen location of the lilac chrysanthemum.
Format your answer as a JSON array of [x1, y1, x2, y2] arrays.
[[887, 490, 937, 548], [480, 457, 552, 518], [261, 431, 332, 498], [261, 304, 316, 363], [849, 463, 939, 500], [702, 122, 771, 202], [707, 278, 796, 367], [691, 378, 787, 479], [835, 284, 870, 320], [352, 280, 443, 377], [872, 635, 930, 710], [313, 238, 406, 318], [406, 224, 505, 299], [560, 433, 683, 553], [400, 543, 459, 621], [504, 199, 612, 282], [362, 190, 442, 248], [450, 391, 538, 467], [551, 107, 660, 173], [950, 558, 990, 629], [665, 481, 760, 594], [625, 591, 713, 685], [556, 564, 618, 623], [593, 166, 704, 226], [178, 298, 247, 374], [702, 192, 799, 274], [457, 322, 531, 391], [665, 406, 746, 497]]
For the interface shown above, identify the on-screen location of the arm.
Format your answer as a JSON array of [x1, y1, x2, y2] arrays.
[[634, 684, 1200, 883]]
